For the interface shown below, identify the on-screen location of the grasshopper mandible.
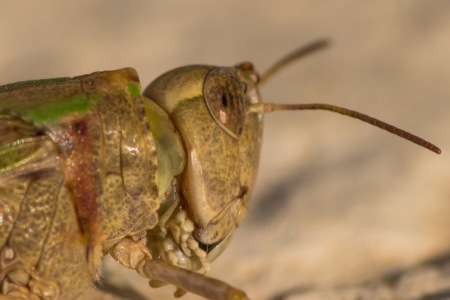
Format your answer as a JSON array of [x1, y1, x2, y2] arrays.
[[0, 40, 440, 300]]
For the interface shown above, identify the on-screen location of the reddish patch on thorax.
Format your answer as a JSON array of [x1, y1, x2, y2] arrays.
[[64, 117, 101, 246]]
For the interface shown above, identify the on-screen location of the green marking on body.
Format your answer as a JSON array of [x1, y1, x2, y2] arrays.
[[25, 94, 94, 123], [128, 82, 141, 97]]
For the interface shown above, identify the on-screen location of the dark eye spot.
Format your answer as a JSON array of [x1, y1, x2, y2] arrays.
[[221, 94, 228, 107]]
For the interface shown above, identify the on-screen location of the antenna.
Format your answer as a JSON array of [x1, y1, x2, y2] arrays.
[[253, 40, 441, 154], [250, 102, 441, 154]]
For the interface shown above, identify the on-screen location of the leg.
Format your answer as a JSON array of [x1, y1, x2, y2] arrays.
[[110, 236, 249, 300]]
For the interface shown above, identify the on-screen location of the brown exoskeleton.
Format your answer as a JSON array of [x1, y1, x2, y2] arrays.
[[0, 40, 440, 300]]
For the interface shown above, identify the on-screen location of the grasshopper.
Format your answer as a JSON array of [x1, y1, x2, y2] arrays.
[[0, 40, 440, 300]]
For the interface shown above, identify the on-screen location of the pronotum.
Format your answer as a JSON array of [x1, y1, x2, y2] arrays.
[[0, 40, 440, 300]]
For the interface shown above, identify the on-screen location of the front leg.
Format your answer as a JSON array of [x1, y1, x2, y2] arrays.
[[109, 236, 249, 300]]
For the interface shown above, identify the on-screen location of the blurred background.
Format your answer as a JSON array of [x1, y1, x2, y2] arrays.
[[1, 1, 449, 299]]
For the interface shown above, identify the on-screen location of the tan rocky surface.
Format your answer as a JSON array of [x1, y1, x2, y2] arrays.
[[1, 1, 450, 299]]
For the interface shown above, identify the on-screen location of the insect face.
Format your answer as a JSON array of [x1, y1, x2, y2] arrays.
[[142, 63, 263, 268]]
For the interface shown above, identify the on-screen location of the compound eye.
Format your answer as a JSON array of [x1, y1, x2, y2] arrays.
[[204, 68, 246, 139]]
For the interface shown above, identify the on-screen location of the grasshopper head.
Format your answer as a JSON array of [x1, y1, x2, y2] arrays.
[[144, 62, 263, 248]]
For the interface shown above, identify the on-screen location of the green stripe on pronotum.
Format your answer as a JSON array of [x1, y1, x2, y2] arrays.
[[24, 94, 92, 123]]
